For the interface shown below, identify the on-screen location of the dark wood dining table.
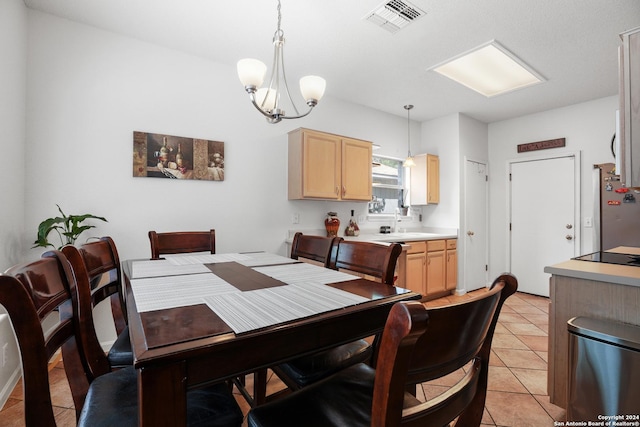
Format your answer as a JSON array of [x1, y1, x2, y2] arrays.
[[122, 252, 421, 427]]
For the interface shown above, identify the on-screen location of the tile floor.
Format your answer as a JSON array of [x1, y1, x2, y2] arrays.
[[0, 289, 565, 426]]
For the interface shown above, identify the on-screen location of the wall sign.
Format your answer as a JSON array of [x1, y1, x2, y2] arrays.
[[133, 131, 225, 181], [517, 138, 565, 153]]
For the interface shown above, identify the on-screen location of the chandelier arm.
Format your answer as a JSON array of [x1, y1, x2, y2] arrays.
[[248, 92, 281, 120]]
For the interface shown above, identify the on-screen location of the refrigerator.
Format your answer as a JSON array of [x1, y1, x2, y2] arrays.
[[594, 163, 640, 251]]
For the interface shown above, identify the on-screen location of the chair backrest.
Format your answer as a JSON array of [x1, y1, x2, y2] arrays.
[[290, 232, 341, 268], [148, 229, 216, 259], [72, 236, 126, 334], [371, 273, 518, 427], [329, 240, 402, 285], [62, 244, 117, 380], [0, 251, 94, 425]]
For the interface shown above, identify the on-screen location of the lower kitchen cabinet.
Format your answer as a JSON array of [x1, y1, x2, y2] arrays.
[[405, 241, 426, 294], [403, 238, 457, 299], [426, 240, 447, 294], [445, 239, 457, 290]]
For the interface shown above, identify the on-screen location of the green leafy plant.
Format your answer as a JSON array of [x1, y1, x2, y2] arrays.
[[32, 204, 107, 250]]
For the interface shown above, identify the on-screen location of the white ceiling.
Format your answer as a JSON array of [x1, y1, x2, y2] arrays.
[[23, 0, 640, 123]]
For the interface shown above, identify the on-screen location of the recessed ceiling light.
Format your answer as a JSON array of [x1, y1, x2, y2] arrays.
[[429, 41, 545, 97]]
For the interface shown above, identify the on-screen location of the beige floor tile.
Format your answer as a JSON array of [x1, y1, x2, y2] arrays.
[[485, 390, 555, 426], [492, 333, 530, 350], [533, 394, 566, 422], [503, 322, 548, 336], [518, 334, 548, 352], [489, 349, 506, 367], [492, 348, 547, 370], [510, 367, 548, 395], [498, 312, 530, 323], [487, 366, 529, 393]]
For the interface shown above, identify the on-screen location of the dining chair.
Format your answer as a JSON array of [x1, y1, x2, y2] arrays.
[[290, 232, 341, 267], [148, 229, 216, 259], [246, 273, 517, 427], [67, 236, 132, 368], [271, 241, 403, 393], [0, 250, 243, 427]]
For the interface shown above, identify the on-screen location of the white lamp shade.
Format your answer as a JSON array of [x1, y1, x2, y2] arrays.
[[403, 156, 416, 167], [300, 75, 326, 102], [237, 58, 267, 88], [255, 87, 277, 111]]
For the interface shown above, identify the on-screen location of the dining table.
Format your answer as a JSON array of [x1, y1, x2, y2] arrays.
[[122, 251, 421, 427]]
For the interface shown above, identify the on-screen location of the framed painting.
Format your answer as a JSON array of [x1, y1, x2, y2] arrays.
[[133, 131, 225, 181]]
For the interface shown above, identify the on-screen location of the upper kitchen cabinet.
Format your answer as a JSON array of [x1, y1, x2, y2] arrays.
[[288, 128, 372, 201], [619, 26, 640, 188], [409, 154, 440, 205]]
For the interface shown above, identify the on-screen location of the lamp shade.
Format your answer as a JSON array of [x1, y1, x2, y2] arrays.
[[237, 58, 267, 88], [255, 87, 277, 111], [403, 156, 416, 167], [299, 75, 326, 102]]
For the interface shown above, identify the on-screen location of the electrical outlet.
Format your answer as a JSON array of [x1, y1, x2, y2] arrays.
[[291, 212, 300, 224], [584, 217, 593, 227], [358, 215, 366, 223], [2, 342, 7, 368]]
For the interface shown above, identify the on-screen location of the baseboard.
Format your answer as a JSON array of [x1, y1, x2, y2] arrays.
[[0, 364, 21, 411]]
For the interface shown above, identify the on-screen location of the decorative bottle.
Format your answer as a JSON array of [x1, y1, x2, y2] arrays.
[[159, 136, 170, 167], [176, 143, 184, 168], [324, 212, 340, 237], [345, 209, 360, 236]]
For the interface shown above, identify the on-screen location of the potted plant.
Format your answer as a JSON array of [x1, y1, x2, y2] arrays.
[[32, 204, 107, 250]]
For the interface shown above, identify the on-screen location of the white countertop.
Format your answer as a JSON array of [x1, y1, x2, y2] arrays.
[[544, 246, 640, 287], [285, 229, 458, 244]]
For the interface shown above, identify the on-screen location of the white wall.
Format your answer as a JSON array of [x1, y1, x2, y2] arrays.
[[23, 9, 418, 266], [0, 0, 27, 270], [487, 96, 618, 280], [0, 0, 27, 410]]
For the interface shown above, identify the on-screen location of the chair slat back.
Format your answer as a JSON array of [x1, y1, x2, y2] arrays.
[[75, 236, 126, 333], [371, 273, 518, 427], [1, 251, 91, 426], [149, 229, 216, 259], [290, 232, 341, 268], [330, 241, 402, 285]]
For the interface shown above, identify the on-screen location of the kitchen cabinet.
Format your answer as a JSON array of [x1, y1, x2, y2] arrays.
[[288, 128, 372, 201], [619, 27, 640, 188], [409, 154, 440, 205], [445, 239, 457, 290], [405, 241, 426, 295], [426, 240, 446, 294]]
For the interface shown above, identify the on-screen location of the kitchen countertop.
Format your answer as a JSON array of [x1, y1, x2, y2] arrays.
[[285, 229, 458, 245], [544, 246, 640, 287]]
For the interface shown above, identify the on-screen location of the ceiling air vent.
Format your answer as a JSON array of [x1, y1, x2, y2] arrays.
[[364, 0, 426, 34]]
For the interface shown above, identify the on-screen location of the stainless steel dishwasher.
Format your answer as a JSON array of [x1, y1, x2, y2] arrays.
[[567, 316, 640, 422]]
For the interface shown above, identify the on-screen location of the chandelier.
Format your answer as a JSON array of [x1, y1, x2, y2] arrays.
[[237, 0, 326, 124], [403, 105, 416, 167]]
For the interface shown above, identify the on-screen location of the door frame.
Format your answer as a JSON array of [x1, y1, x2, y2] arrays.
[[506, 151, 582, 271], [461, 156, 489, 294]]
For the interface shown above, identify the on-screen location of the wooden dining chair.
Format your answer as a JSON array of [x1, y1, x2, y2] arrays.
[[0, 250, 243, 427], [290, 232, 341, 267], [247, 274, 517, 427], [271, 241, 403, 393], [66, 236, 132, 368], [148, 229, 216, 259]]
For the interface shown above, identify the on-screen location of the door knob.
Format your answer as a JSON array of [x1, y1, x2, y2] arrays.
[[565, 235, 573, 241], [467, 231, 475, 236], [566, 224, 573, 229]]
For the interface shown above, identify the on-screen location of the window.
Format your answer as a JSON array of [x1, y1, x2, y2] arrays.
[[368, 155, 409, 214]]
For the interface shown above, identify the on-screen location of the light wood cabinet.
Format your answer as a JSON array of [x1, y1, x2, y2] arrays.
[[426, 240, 446, 294], [409, 154, 440, 205], [405, 241, 426, 295], [288, 128, 372, 201], [445, 239, 457, 290]]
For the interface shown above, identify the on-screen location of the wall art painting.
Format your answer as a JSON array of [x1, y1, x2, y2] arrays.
[[133, 131, 225, 181]]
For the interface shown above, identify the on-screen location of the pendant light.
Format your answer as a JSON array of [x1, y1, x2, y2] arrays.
[[403, 104, 416, 167], [237, 0, 326, 124]]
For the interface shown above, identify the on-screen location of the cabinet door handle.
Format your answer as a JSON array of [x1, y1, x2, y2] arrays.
[[342, 185, 346, 196], [335, 186, 339, 195]]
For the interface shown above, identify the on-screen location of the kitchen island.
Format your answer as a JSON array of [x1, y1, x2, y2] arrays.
[[544, 246, 640, 409]]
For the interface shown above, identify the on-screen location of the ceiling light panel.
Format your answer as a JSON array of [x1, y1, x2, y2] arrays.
[[364, 0, 426, 34], [430, 41, 545, 97]]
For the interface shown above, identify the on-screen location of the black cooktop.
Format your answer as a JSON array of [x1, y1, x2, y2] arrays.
[[573, 251, 640, 266]]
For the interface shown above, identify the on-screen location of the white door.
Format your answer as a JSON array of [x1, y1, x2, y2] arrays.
[[510, 155, 578, 297], [464, 159, 489, 292]]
